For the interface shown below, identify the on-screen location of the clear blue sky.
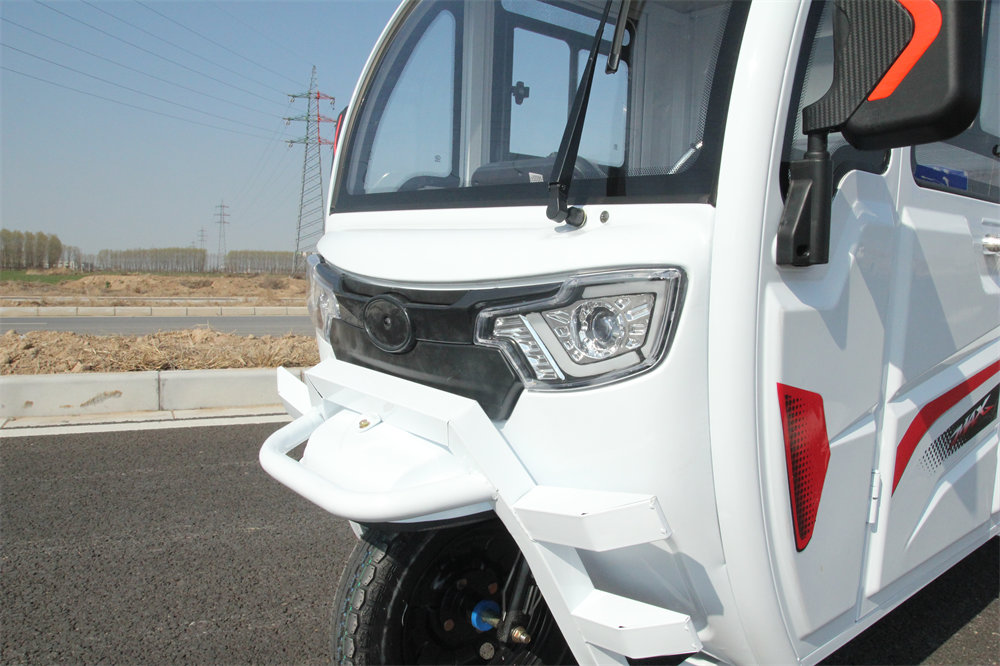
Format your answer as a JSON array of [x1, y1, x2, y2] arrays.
[[0, 0, 399, 255]]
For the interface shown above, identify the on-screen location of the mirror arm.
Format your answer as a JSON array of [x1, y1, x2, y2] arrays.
[[777, 132, 832, 267]]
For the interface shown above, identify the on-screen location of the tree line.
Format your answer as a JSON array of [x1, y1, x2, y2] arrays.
[[0, 229, 63, 269], [1, 230, 300, 273], [93, 248, 297, 273]]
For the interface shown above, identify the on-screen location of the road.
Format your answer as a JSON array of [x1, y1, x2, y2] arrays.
[[1, 422, 996, 664], [0, 315, 313, 336]]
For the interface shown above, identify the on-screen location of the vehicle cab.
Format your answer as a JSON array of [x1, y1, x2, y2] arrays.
[[262, 1, 999, 663]]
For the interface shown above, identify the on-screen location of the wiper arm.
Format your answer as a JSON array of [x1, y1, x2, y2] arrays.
[[546, 0, 622, 227], [606, 0, 631, 74]]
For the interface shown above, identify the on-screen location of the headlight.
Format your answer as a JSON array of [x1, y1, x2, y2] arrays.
[[306, 254, 342, 337], [475, 269, 683, 390]]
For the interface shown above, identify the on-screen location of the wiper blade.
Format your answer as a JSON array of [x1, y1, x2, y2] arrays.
[[546, 0, 618, 227]]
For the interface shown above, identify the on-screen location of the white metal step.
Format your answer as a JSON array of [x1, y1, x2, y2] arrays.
[[572, 589, 702, 658], [513, 485, 671, 552]]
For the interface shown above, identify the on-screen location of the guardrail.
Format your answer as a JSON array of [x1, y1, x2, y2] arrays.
[[0, 306, 309, 317], [0, 367, 303, 419]]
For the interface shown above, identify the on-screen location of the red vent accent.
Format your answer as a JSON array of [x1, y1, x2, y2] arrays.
[[777, 384, 831, 551]]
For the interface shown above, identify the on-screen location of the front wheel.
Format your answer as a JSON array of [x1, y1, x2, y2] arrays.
[[331, 520, 572, 665]]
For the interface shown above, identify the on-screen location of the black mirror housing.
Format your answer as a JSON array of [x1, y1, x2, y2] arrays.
[[779, 0, 987, 268], [804, 0, 985, 150]]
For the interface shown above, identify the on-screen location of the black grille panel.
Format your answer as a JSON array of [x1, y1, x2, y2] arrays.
[[330, 322, 522, 420], [317, 261, 560, 420]]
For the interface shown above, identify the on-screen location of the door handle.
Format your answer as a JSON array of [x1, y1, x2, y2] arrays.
[[983, 235, 1000, 255]]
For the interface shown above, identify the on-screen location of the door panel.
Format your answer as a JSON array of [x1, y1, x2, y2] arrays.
[[759, 170, 895, 639], [864, 166, 1000, 598]]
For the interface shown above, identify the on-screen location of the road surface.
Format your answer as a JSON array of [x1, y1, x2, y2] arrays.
[[1, 422, 996, 664], [0, 315, 313, 336]]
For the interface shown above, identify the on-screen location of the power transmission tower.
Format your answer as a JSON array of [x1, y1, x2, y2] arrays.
[[286, 65, 334, 272], [215, 201, 229, 272], [197, 227, 208, 272]]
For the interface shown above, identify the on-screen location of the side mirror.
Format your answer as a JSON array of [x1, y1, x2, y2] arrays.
[[805, 0, 984, 150], [778, 0, 987, 267]]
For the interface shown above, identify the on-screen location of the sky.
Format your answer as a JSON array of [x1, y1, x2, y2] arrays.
[[0, 0, 400, 256]]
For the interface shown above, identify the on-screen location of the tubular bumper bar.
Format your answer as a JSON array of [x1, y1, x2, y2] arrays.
[[260, 408, 495, 522], [259, 360, 497, 523]]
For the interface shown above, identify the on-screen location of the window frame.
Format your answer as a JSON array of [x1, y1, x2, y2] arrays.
[[331, 0, 750, 215], [910, 2, 998, 203], [779, 1, 889, 202], [341, 2, 465, 199]]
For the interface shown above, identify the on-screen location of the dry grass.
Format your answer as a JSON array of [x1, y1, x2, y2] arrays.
[[0, 329, 319, 375], [0, 272, 307, 306], [1, 272, 318, 375]]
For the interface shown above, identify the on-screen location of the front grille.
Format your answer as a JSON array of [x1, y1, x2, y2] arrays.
[[317, 261, 559, 421]]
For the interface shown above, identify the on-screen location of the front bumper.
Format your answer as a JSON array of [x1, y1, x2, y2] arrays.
[[260, 360, 497, 523], [260, 359, 703, 664]]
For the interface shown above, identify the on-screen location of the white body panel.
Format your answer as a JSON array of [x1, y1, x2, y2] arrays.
[[263, 0, 999, 663]]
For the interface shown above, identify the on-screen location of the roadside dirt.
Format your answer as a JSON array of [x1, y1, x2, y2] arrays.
[[0, 329, 319, 375], [0, 272, 307, 306], [1, 273, 317, 375]]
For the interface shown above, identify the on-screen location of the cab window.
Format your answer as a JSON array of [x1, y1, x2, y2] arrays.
[[911, 2, 998, 202]]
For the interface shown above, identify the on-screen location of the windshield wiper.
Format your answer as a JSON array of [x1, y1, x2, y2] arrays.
[[546, 0, 630, 227]]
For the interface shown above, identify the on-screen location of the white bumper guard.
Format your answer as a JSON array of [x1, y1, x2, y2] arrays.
[[260, 359, 703, 664]]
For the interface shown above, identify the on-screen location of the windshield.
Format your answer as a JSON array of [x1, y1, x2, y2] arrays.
[[333, 0, 748, 214]]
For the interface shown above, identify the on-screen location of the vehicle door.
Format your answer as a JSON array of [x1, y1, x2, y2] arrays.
[[758, 1, 898, 647], [863, 1, 999, 602]]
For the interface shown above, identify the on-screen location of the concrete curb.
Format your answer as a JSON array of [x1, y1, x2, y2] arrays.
[[0, 367, 303, 421], [0, 407, 291, 435], [0, 306, 309, 317]]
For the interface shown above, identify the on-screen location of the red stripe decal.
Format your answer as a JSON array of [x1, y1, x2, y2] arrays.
[[868, 0, 942, 101], [892, 360, 1000, 493]]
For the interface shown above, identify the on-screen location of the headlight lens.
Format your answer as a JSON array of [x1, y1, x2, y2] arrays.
[[543, 293, 654, 363], [306, 254, 341, 337], [475, 269, 683, 390]]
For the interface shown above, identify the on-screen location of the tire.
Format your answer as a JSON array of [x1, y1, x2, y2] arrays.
[[331, 519, 572, 665]]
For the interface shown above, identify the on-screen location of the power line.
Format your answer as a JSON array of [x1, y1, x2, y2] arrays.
[[133, 0, 301, 89], [32, 0, 287, 109], [234, 147, 299, 224], [1, 42, 279, 134], [83, 0, 293, 97], [231, 99, 299, 204], [1, 65, 278, 141], [1, 17, 277, 119], [209, 1, 314, 66]]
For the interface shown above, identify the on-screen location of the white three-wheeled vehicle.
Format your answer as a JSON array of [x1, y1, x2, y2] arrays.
[[261, 0, 1000, 662]]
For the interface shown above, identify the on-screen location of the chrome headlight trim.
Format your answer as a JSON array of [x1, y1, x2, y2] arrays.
[[306, 254, 342, 339], [475, 268, 684, 391]]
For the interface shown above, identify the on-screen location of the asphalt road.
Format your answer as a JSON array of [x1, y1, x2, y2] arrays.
[[0, 315, 313, 336], [1, 422, 996, 664]]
